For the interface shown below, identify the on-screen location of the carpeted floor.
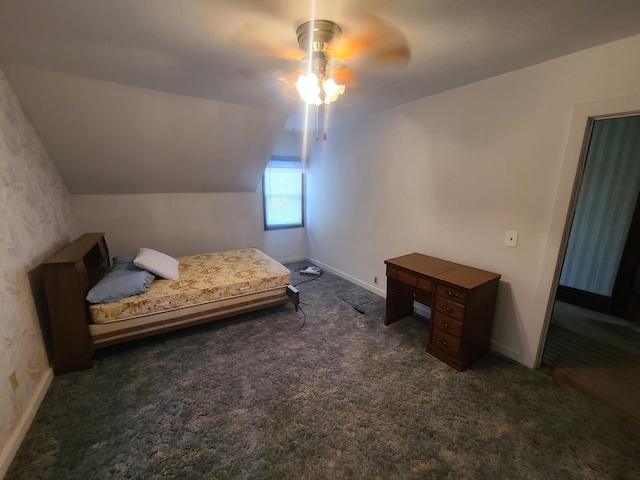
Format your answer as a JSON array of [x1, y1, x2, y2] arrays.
[[7, 264, 640, 479], [541, 301, 640, 420]]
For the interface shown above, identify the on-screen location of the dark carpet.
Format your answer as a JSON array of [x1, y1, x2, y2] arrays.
[[7, 264, 640, 479], [541, 321, 640, 420]]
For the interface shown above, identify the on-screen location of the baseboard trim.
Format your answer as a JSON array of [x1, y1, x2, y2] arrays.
[[414, 302, 432, 319], [0, 367, 53, 479], [491, 340, 527, 367], [278, 256, 308, 265], [306, 257, 386, 298]]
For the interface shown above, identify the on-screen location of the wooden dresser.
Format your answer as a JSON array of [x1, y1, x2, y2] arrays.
[[384, 253, 500, 371], [42, 233, 109, 374]]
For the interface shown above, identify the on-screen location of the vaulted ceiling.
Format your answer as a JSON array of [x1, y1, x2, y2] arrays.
[[1, 0, 640, 194]]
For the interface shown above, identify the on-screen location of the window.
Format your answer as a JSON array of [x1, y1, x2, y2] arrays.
[[262, 156, 304, 230]]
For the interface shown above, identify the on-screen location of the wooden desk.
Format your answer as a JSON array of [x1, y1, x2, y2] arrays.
[[384, 253, 501, 371]]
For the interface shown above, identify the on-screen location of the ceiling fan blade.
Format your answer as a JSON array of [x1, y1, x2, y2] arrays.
[[330, 12, 410, 68], [332, 66, 357, 86], [228, 15, 302, 61]]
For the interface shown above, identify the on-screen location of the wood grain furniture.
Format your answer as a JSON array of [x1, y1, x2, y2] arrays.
[[42, 233, 299, 375], [384, 253, 500, 371], [42, 233, 109, 374]]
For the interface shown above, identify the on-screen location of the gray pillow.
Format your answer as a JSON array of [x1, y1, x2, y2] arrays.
[[86, 268, 155, 304], [112, 254, 138, 269]]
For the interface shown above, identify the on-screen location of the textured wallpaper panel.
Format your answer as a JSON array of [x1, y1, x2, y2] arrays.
[[0, 69, 75, 455]]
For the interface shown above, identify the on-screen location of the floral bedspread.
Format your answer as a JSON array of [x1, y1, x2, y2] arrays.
[[89, 248, 290, 323]]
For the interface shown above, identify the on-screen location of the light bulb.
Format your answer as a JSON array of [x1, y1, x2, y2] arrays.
[[322, 78, 345, 104], [295, 73, 322, 106]]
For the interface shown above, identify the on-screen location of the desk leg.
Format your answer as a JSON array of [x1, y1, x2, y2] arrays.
[[384, 277, 414, 325]]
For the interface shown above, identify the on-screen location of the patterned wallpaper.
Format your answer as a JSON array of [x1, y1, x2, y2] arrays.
[[0, 69, 75, 458]]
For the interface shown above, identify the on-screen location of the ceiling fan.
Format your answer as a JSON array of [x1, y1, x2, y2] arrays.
[[295, 19, 347, 106], [230, 11, 411, 107]]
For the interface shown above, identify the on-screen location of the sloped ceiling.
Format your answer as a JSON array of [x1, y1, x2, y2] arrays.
[[1, 0, 640, 194], [2, 64, 286, 194]]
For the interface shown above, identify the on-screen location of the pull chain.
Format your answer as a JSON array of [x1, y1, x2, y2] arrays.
[[323, 103, 328, 141]]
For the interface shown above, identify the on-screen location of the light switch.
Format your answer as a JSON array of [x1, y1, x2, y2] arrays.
[[505, 230, 518, 247]]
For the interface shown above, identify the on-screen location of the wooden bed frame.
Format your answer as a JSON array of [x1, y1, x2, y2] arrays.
[[42, 233, 300, 375]]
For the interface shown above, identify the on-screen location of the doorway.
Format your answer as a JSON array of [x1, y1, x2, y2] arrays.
[[540, 114, 640, 418], [556, 115, 640, 317]]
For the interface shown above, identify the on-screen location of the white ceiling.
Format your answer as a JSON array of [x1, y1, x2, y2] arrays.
[[1, 0, 640, 193]]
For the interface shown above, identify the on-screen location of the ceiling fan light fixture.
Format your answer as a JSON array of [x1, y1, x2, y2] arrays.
[[295, 73, 322, 105], [295, 19, 346, 106], [322, 78, 345, 104], [295, 72, 345, 106]]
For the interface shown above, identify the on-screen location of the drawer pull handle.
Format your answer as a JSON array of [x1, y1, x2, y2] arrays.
[[438, 338, 453, 349], [443, 305, 456, 313], [447, 291, 459, 298], [443, 322, 453, 329]]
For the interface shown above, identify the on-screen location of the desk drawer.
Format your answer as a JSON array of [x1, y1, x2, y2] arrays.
[[387, 265, 418, 286], [436, 284, 466, 304], [434, 296, 465, 322], [432, 311, 464, 338], [431, 327, 461, 357], [417, 276, 433, 293]]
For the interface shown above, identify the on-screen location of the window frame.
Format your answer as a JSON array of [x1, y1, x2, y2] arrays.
[[262, 156, 305, 231]]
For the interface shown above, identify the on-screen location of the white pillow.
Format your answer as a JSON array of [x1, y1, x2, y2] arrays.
[[134, 248, 179, 280]]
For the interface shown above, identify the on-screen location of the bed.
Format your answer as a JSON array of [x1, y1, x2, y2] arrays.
[[42, 233, 300, 375]]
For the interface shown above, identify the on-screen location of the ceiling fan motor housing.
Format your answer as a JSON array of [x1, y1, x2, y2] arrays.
[[297, 19, 342, 56], [297, 19, 342, 81]]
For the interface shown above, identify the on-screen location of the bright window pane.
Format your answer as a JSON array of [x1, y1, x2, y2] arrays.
[[263, 156, 303, 229]]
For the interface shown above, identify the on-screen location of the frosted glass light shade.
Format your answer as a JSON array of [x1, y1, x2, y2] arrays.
[[322, 78, 345, 104], [295, 73, 322, 106], [295, 73, 345, 105]]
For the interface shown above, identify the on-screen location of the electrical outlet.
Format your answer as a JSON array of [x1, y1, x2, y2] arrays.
[[374, 277, 378, 284], [9, 372, 18, 391], [505, 230, 518, 247]]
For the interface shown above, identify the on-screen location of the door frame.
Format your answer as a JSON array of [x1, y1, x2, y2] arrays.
[[555, 116, 640, 317], [533, 94, 640, 369]]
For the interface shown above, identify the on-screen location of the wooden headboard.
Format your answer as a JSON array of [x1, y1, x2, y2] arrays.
[[42, 233, 109, 374]]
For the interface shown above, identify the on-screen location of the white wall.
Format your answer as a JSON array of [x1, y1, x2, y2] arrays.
[[73, 130, 307, 264], [306, 34, 640, 368], [0, 69, 76, 476], [2, 64, 289, 195]]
